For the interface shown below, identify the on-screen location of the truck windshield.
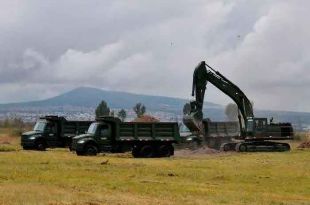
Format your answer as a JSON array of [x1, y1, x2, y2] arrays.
[[33, 121, 47, 132], [87, 123, 99, 134]]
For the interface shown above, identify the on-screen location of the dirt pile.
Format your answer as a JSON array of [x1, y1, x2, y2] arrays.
[[175, 146, 220, 156], [298, 141, 310, 148], [0, 135, 12, 145], [132, 115, 160, 122]]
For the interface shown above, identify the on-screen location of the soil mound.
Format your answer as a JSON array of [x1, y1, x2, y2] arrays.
[[132, 115, 159, 122], [175, 146, 220, 156], [298, 141, 310, 148]]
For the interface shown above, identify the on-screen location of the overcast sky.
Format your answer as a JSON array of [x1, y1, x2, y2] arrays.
[[0, 0, 309, 112]]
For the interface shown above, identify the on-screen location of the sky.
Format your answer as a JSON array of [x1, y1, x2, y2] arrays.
[[0, 0, 309, 112]]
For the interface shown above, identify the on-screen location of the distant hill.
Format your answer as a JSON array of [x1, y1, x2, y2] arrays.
[[0, 87, 309, 130], [0, 87, 221, 113]]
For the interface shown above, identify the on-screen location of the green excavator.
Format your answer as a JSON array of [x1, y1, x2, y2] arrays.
[[183, 61, 294, 152]]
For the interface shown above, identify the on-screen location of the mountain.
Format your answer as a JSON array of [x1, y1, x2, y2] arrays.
[[0, 87, 221, 113], [1, 87, 309, 130]]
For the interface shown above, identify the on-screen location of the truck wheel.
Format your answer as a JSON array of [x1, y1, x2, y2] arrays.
[[140, 145, 154, 158], [68, 143, 74, 151], [84, 144, 98, 156], [132, 146, 141, 158], [158, 145, 172, 157], [35, 140, 46, 151], [236, 143, 247, 152], [220, 143, 231, 152]]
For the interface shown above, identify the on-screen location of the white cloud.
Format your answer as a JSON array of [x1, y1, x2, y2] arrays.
[[0, 0, 309, 112]]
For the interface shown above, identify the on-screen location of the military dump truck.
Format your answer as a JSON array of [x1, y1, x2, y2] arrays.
[[71, 116, 180, 158], [21, 116, 92, 150]]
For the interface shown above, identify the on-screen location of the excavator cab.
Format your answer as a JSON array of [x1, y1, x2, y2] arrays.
[[252, 118, 268, 138]]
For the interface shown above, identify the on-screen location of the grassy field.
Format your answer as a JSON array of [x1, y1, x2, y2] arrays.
[[0, 128, 309, 205]]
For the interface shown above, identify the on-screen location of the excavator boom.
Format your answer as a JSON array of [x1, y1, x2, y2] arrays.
[[188, 61, 254, 135]]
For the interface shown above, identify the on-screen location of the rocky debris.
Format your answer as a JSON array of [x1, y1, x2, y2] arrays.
[[100, 159, 109, 165], [298, 141, 310, 148]]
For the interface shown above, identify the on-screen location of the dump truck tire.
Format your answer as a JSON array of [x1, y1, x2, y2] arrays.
[[158, 144, 173, 157], [236, 143, 247, 152], [132, 146, 141, 158], [84, 144, 98, 156], [35, 140, 46, 151], [140, 145, 154, 158]]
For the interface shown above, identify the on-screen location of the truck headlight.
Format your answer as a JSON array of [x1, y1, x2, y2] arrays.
[[29, 136, 36, 140], [77, 140, 85, 144]]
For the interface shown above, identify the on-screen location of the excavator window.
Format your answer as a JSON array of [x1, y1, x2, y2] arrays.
[[254, 119, 267, 131]]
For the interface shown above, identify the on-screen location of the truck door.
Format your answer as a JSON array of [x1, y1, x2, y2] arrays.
[[96, 124, 112, 150], [45, 122, 58, 147]]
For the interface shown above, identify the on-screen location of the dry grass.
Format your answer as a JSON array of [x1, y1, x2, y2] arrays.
[[0, 129, 309, 205], [294, 132, 310, 142]]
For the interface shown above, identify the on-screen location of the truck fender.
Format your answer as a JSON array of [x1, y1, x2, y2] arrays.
[[79, 139, 98, 149]]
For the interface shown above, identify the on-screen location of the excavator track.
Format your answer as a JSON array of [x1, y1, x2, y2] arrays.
[[220, 141, 290, 152]]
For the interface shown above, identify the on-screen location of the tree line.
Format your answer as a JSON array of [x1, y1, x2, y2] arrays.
[[95, 100, 146, 121]]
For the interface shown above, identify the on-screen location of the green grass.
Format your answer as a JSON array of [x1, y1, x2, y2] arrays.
[[0, 131, 309, 205]]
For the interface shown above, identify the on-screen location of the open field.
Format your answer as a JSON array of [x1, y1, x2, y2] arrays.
[[0, 128, 309, 205]]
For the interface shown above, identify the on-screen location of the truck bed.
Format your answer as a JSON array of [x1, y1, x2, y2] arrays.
[[204, 120, 240, 138], [117, 122, 180, 142], [62, 121, 92, 137]]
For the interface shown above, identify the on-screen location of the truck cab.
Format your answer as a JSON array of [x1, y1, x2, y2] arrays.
[[86, 122, 113, 148], [21, 116, 92, 150], [72, 119, 127, 156], [21, 117, 61, 150]]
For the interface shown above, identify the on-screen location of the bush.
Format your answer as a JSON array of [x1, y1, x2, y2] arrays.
[[0, 117, 24, 128]]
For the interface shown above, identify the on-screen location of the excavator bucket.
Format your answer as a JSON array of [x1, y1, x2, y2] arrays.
[[183, 101, 205, 134]]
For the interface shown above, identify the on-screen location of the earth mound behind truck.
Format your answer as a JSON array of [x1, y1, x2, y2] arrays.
[[21, 116, 93, 150], [71, 116, 180, 158]]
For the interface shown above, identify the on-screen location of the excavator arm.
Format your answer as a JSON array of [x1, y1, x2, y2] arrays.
[[185, 61, 254, 136]]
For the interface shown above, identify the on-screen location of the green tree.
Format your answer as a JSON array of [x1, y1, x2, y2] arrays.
[[117, 109, 127, 122], [225, 103, 238, 121], [133, 103, 146, 118], [95, 101, 110, 117]]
